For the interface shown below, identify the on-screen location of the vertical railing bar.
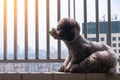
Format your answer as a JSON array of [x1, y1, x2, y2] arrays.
[[107, 0, 111, 46], [14, 0, 17, 60], [83, 0, 87, 39], [73, 0, 76, 20], [4, 0, 7, 60], [95, 0, 99, 42], [68, 0, 70, 17], [35, 0, 39, 59], [46, 0, 50, 59], [57, 0, 61, 59], [25, 0, 28, 60]]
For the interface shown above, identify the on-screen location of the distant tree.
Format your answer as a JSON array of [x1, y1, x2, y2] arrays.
[[114, 15, 118, 20], [111, 17, 114, 21], [112, 14, 118, 21], [102, 14, 106, 21]]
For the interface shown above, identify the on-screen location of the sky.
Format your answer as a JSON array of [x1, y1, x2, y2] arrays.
[[0, 0, 120, 55]]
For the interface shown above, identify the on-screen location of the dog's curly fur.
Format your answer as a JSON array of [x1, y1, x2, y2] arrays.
[[49, 18, 117, 73]]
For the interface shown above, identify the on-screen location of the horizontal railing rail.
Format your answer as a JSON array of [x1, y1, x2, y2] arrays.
[[0, 59, 64, 63]]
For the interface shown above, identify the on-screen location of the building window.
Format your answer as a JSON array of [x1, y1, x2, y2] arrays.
[[119, 50, 120, 53], [112, 37, 116, 41], [101, 37, 104, 41], [119, 43, 120, 47], [119, 37, 120, 41], [88, 38, 96, 41], [113, 43, 116, 47]]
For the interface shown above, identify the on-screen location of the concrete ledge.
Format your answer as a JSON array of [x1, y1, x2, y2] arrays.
[[0, 73, 120, 80], [54, 72, 85, 80], [86, 73, 120, 80], [22, 73, 53, 80], [0, 74, 21, 80]]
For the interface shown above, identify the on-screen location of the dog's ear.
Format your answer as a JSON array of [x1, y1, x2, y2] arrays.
[[74, 21, 80, 33]]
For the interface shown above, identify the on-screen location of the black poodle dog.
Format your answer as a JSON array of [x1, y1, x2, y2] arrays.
[[49, 18, 117, 73]]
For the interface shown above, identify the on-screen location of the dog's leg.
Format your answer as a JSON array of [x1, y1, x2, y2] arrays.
[[70, 54, 100, 73], [64, 55, 71, 67], [65, 61, 72, 72], [58, 55, 71, 72], [70, 51, 116, 73], [64, 58, 77, 72]]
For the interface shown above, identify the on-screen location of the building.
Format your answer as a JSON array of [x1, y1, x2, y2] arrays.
[[82, 21, 120, 73]]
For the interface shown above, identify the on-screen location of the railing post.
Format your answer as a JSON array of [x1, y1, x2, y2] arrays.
[[35, 0, 39, 59], [68, 0, 70, 17], [4, 0, 7, 60], [107, 0, 111, 46], [73, 0, 76, 20], [46, 0, 50, 59], [57, 0, 61, 59], [25, 0, 28, 60], [14, 0, 17, 60], [95, 0, 99, 42], [83, 0, 87, 39]]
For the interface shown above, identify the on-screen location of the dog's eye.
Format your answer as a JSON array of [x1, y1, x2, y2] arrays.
[[57, 28, 60, 31], [57, 27, 64, 31]]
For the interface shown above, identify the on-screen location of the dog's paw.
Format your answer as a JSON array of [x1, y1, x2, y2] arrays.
[[70, 64, 79, 73], [58, 66, 65, 72], [64, 64, 79, 72], [64, 67, 70, 72]]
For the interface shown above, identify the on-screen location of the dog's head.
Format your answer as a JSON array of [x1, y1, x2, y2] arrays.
[[50, 18, 80, 42]]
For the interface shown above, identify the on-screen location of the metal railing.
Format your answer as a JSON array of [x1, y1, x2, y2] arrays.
[[1, 0, 112, 63]]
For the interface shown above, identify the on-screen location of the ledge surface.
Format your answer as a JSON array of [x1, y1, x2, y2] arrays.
[[0, 72, 120, 80]]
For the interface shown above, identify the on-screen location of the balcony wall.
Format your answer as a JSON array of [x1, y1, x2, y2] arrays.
[[0, 73, 120, 80]]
